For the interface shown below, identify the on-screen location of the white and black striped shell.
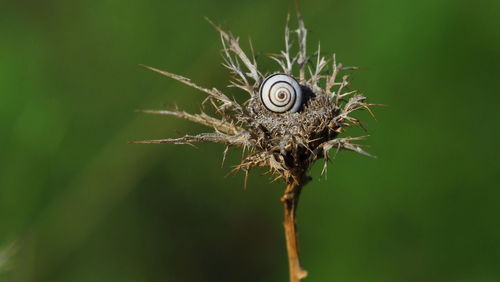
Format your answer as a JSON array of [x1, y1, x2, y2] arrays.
[[259, 74, 303, 113]]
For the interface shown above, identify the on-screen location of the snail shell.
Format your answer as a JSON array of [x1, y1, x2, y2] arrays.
[[259, 74, 302, 113]]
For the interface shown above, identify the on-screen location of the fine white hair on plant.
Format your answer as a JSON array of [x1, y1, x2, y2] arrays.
[[133, 11, 380, 282]]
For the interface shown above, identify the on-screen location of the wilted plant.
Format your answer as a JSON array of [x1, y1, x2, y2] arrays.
[[133, 11, 378, 282]]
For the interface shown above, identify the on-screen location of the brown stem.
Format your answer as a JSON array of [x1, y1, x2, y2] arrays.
[[281, 176, 308, 282]]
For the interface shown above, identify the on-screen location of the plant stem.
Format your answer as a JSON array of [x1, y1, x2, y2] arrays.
[[281, 177, 308, 282]]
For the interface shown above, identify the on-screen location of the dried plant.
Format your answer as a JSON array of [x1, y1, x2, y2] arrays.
[[133, 12, 378, 282]]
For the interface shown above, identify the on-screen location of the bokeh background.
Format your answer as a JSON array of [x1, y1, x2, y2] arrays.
[[1, 0, 499, 281]]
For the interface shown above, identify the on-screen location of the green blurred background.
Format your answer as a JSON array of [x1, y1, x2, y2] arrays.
[[1, 0, 499, 281]]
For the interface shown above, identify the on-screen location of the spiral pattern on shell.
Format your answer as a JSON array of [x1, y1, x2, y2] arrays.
[[259, 74, 303, 113]]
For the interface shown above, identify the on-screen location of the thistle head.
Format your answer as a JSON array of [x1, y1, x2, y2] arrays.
[[134, 13, 378, 185]]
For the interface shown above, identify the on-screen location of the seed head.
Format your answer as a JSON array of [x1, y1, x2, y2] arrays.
[[133, 13, 378, 185]]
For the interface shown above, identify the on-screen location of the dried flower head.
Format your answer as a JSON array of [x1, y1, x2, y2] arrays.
[[133, 14, 377, 185], [133, 12, 379, 282]]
